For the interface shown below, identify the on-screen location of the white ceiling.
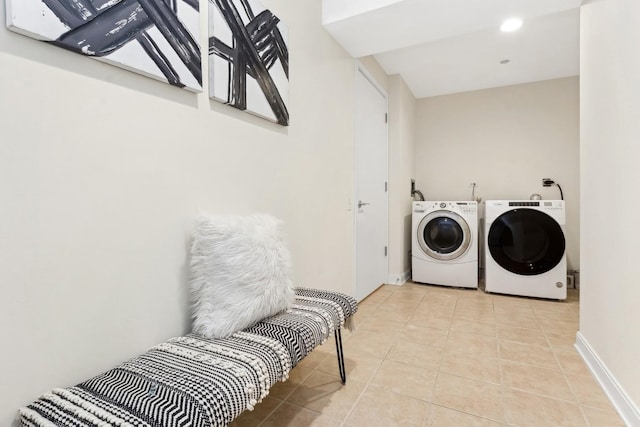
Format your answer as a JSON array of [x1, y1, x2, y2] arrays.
[[322, 0, 582, 98]]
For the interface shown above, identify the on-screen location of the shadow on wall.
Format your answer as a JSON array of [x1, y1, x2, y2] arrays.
[[181, 233, 195, 334], [404, 213, 412, 270]]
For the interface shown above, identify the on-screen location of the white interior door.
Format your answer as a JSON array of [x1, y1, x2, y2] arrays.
[[355, 65, 389, 301]]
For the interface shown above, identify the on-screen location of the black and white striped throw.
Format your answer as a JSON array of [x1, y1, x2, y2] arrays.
[[18, 288, 357, 427]]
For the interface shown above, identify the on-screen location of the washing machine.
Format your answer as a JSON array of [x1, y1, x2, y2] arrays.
[[484, 200, 566, 299], [412, 201, 478, 288]]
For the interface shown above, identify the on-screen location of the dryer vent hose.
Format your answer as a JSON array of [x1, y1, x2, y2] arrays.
[[412, 189, 425, 201]]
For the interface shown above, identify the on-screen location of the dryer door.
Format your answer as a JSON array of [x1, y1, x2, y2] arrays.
[[417, 211, 471, 261], [488, 208, 565, 275]]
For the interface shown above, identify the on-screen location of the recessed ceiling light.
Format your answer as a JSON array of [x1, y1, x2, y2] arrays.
[[500, 59, 510, 64], [500, 18, 523, 32]]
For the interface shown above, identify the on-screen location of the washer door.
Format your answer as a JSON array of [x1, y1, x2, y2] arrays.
[[488, 208, 565, 275], [417, 211, 471, 261]]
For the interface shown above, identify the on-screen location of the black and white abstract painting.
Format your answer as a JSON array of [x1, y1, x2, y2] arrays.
[[209, 0, 289, 126], [6, 0, 202, 92]]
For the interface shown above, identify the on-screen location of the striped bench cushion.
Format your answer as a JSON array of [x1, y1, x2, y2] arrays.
[[19, 288, 357, 427]]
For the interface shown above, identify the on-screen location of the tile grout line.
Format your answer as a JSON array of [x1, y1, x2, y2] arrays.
[[548, 328, 593, 427], [391, 285, 438, 424], [340, 284, 421, 426], [427, 290, 508, 425], [254, 398, 286, 427], [493, 293, 512, 426], [419, 286, 446, 427]]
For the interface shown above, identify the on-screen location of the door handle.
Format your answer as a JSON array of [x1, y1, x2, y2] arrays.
[[358, 200, 370, 208]]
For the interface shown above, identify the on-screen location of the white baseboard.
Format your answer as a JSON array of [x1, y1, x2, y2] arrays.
[[387, 270, 411, 286], [575, 331, 640, 426]]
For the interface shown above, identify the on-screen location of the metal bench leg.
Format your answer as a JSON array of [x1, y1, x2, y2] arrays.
[[334, 328, 346, 384]]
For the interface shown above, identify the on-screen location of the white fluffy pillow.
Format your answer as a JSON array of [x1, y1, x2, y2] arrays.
[[189, 213, 295, 338]]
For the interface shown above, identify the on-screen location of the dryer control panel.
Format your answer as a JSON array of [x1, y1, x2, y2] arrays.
[[509, 201, 540, 207]]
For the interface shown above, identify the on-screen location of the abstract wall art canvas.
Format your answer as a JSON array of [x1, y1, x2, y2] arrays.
[[209, 0, 289, 126], [6, 0, 202, 92]]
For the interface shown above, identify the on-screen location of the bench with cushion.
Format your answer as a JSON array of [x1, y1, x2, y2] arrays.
[[19, 214, 356, 426], [19, 287, 357, 427]]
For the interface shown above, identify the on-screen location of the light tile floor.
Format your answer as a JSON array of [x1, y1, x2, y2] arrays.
[[230, 282, 626, 426]]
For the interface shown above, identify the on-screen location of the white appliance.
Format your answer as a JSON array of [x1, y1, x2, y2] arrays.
[[484, 200, 567, 299], [412, 201, 478, 288]]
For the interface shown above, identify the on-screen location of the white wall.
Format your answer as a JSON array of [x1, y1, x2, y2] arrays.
[[415, 77, 580, 270], [579, 0, 640, 421], [388, 74, 417, 283], [0, 0, 360, 424]]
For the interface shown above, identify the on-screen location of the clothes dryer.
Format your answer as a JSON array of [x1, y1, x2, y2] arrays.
[[484, 200, 566, 299], [412, 201, 478, 288]]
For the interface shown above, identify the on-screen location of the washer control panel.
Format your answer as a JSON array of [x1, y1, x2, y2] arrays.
[[415, 201, 477, 213], [456, 201, 477, 214]]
